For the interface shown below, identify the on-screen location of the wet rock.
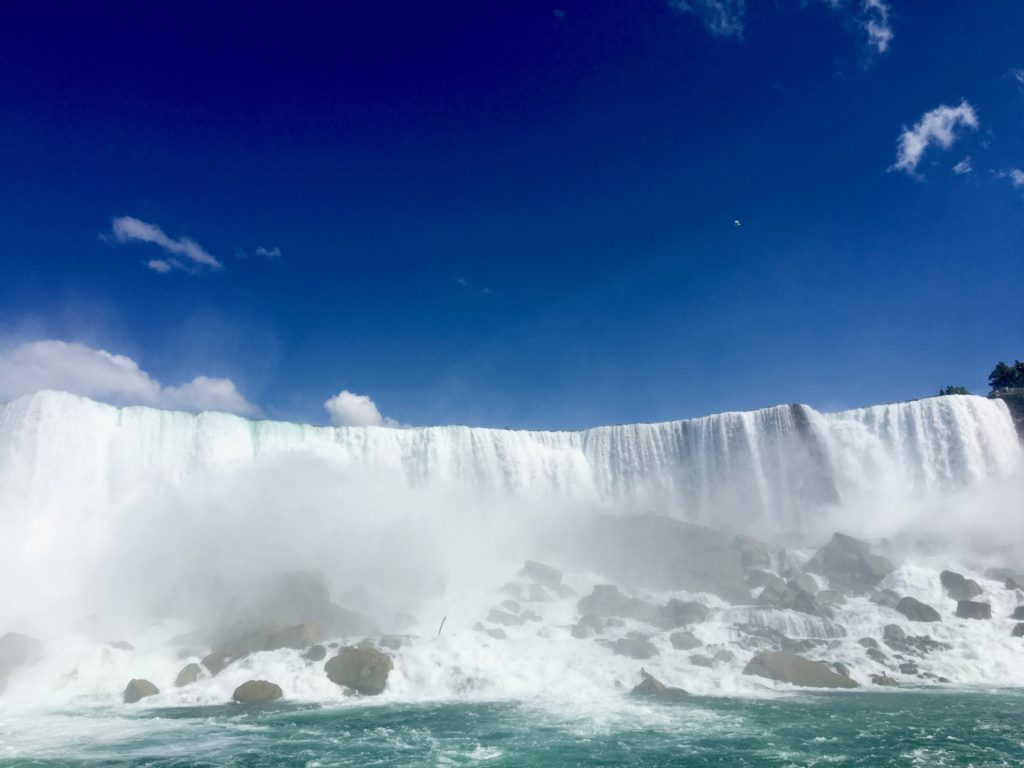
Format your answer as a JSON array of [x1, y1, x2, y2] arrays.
[[896, 597, 941, 622], [955, 600, 991, 620], [866, 647, 888, 664], [734, 624, 818, 654], [742, 651, 859, 688], [670, 631, 701, 650], [630, 668, 688, 700], [485, 628, 506, 640], [869, 589, 900, 609], [526, 584, 552, 602], [804, 533, 893, 592], [940, 571, 983, 601], [689, 654, 715, 667], [232, 680, 283, 704], [107, 641, 134, 652], [882, 624, 905, 643], [262, 622, 323, 651], [757, 581, 828, 618], [657, 599, 709, 629], [609, 636, 659, 660], [747, 571, 786, 590], [735, 535, 773, 571], [714, 649, 736, 663], [499, 600, 521, 613], [174, 662, 203, 687], [788, 574, 819, 596], [123, 678, 159, 704], [487, 609, 525, 627], [832, 661, 851, 677], [578, 586, 659, 625], [571, 624, 594, 640], [857, 637, 879, 650], [0, 632, 43, 690], [1009, 606, 1024, 620], [578, 615, 604, 633], [604, 617, 626, 628], [325, 646, 394, 695], [899, 661, 918, 675], [817, 590, 846, 606], [378, 635, 403, 651], [520, 561, 563, 590], [520, 610, 542, 622], [871, 673, 897, 687], [303, 644, 327, 662], [1011, 623, 1024, 637]]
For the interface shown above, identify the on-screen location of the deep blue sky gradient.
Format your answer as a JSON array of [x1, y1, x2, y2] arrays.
[[1, 1, 1022, 427]]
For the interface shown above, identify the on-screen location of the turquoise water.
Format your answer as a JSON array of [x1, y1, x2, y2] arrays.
[[3, 691, 1024, 767]]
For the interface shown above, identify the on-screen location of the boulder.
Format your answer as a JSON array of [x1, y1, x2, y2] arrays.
[[817, 590, 846, 606], [742, 651, 859, 688], [325, 646, 393, 695], [630, 668, 688, 700], [1012, 623, 1024, 637], [174, 663, 203, 687], [871, 673, 897, 687], [714, 649, 736, 663], [866, 647, 888, 664], [868, 589, 900, 609], [578, 614, 604, 632], [757, 581, 828, 617], [669, 631, 701, 651], [656, 599, 709, 629], [882, 624, 905, 643], [232, 680, 283, 704], [0, 632, 43, 690], [735, 535, 773, 571], [261, 622, 323, 651], [788, 574, 819, 596], [378, 635, 403, 650], [940, 571, 983, 601], [734, 624, 817, 654], [896, 597, 941, 622], [689, 654, 715, 667], [747, 571, 786, 590], [499, 599, 521, 613], [107, 640, 134, 652], [832, 661, 851, 677], [857, 637, 879, 650], [485, 628, 506, 640], [609, 636, 659, 660], [487, 609, 525, 627], [577, 586, 659, 625], [955, 600, 991, 620], [803, 533, 893, 592], [520, 561, 563, 590], [899, 661, 918, 675], [571, 624, 594, 640], [1010, 606, 1024, 620], [303, 644, 327, 662], [123, 678, 159, 703]]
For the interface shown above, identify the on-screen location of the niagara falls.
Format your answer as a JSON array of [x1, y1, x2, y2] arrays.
[[3, 1, 1024, 765]]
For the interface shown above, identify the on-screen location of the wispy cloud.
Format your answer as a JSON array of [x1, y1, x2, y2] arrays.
[[110, 216, 223, 273], [324, 389, 400, 427], [0, 340, 259, 416], [952, 157, 973, 175], [254, 246, 282, 259], [999, 168, 1024, 189], [860, 0, 892, 54], [668, 0, 745, 39], [890, 101, 979, 176]]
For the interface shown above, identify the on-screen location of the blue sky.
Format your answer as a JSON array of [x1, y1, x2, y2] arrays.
[[1, 1, 1022, 429]]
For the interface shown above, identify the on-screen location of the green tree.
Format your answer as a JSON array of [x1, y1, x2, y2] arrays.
[[938, 386, 969, 396], [988, 361, 1024, 392]]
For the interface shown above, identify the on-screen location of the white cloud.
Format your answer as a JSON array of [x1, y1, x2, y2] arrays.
[[254, 246, 282, 259], [1000, 168, 1024, 189], [0, 340, 259, 416], [110, 216, 223, 272], [1009, 69, 1024, 85], [952, 157, 973, 175], [860, 0, 892, 54], [324, 389, 399, 428], [890, 101, 979, 176], [668, 0, 745, 39]]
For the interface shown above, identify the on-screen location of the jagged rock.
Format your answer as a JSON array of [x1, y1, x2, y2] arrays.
[[899, 661, 918, 675], [499, 600, 521, 613], [325, 646, 393, 695], [1011, 623, 1024, 637], [742, 651, 859, 688], [689, 654, 715, 667], [866, 648, 888, 664], [747, 571, 786, 590], [487, 609, 525, 627], [577, 586, 659, 624], [788, 574, 819, 595], [734, 624, 817, 654], [869, 589, 900, 609], [1006, 578, 1021, 590], [871, 673, 897, 687], [630, 668, 688, 700], [520, 561, 563, 590], [1010, 606, 1024, 620], [303, 645, 327, 661], [123, 678, 159, 703], [882, 624, 905, 643], [955, 600, 991, 620], [735, 535, 773, 571], [714, 649, 736, 663], [670, 631, 701, 650], [201, 621, 327, 676], [174, 663, 203, 687], [883, 626, 950, 656], [657, 599, 709, 629], [940, 571, 983, 601], [804, 533, 893, 592], [858, 637, 879, 650], [261, 622, 323, 651], [574, 516, 749, 602], [232, 680, 283, 704], [832, 661, 851, 677], [609, 636, 659, 660], [0, 632, 43, 690], [896, 597, 941, 622], [757, 581, 827, 617], [107, 641, 134, 651]]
